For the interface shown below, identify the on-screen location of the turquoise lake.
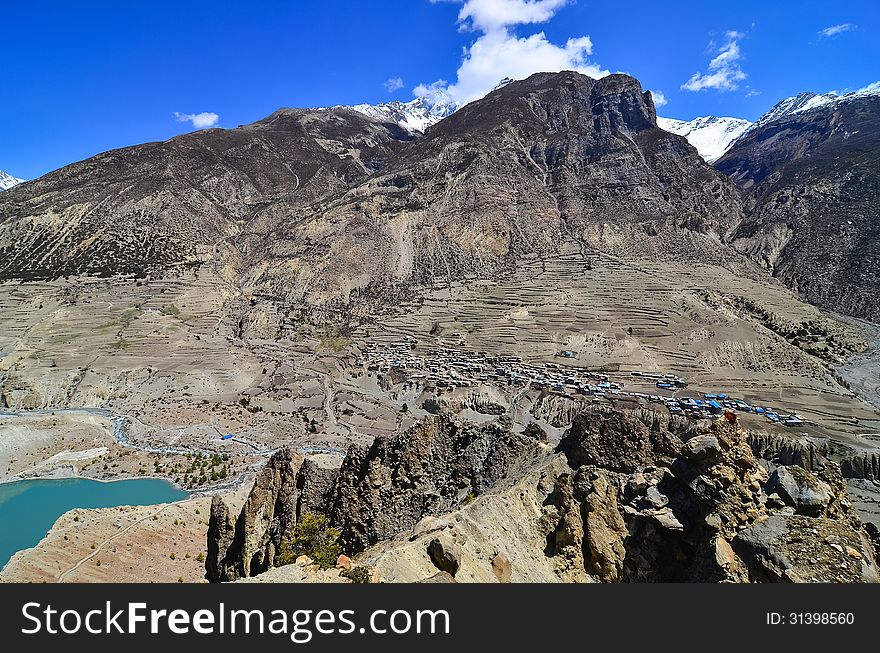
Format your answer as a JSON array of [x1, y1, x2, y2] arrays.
[[0, 477, 188, 571]]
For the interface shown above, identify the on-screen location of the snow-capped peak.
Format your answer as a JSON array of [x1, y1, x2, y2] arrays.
[[0, 169, 25, 191], [657, 115, 753, 163], [341, 77, 526, 134], [344, 95, 459, 134], [752, 83, 880, 129]]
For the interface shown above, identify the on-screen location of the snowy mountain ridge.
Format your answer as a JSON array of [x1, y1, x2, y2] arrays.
[[343, 96, 458, 134], [659, 82, 880, 162], [657, 116, 752, 163], [752, 84, 880, 130], [342, 78, 516, 134], [0, 169, 24, 191]]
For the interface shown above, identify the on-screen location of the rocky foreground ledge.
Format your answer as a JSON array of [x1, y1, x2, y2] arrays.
[[206, 407, 879, 583]]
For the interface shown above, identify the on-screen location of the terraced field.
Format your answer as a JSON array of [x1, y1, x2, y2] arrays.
[[364, 254, 880, 447], [2, 252, 879, 494]]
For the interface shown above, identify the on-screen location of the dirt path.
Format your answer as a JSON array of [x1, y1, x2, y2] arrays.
[[56, 504, 169, 582]]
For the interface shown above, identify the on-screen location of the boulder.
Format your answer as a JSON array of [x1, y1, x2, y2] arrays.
[[733, 515, 878, 583], [427, 538, 462, 576], [490, 552, 512, 583], [522, 422, 549, 444], [409, 515, 451, 542], [768, 466, 832, 516], [419, 571, 457, 583], [557, 407, 684, 472], [683, 435, 722, 462]]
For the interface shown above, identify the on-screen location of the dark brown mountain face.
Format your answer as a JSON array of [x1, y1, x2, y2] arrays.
[[0, 71, 746, 312], [718, 96, 880, 322], [0, 109, 412, 280], [245, 72, 749, 309], [377, 71, 743, 259]]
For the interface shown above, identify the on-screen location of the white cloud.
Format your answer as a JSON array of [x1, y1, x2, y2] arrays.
[[419, 0, 608, 106], [173, 111, 220, 129], [682, 31, 747, 92], [651, 90, 667, 107], [412, 79, 456, 106], [818, 23, 857, 38], [384, 76, 405, 92], [456, 0, 571, 32]]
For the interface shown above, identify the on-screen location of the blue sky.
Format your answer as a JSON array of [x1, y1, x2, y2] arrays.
[[2, 0, 878, 180]]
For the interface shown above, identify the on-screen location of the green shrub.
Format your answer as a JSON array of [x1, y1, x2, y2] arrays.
[[275, 512, 341, 570], [340, 566, 371, 584]]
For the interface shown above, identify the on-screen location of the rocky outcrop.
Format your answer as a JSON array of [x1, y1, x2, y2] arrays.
[[207, 414, 545, 580], [733, 515, 879, 583], [208, 406, 878, 583], [420, 391, 507, 417], [547, 406, 877, 582], [842, 452, 880, 481], [529, 394, 583, 428], [557, 406, 688, 472], [748, 430, 880, 483], [579, 470, 627, 581], [325, 415, 544, 552], [205, 496, 237, 583], [540, 471, 589, 581], [747, 430, 830, 470], [207, 449, 306, 582]]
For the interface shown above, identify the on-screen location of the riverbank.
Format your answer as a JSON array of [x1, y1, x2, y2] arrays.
[[1, 494, 210, 583], [0, 407, 263, 494], [835, 316, 880, 413], [0, 477, 252, 583], [0, 477, 189, 571], [0, 410, 121, 482]]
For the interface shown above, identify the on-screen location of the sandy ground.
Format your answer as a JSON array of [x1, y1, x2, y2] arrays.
[[0, 497, 212, 583], [0, 412, 115, 481]]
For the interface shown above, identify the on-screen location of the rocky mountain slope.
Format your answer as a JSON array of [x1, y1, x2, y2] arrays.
[[0, 169, 24, 191], [0, 71, 748, 315], [0, 109, 412, 280], [718, 92, 880, 322], [657, 116, 752, 163], [207, 407, 880, 583]]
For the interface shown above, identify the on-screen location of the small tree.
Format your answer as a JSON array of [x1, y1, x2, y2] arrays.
[[275, 512, 341, 570]]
